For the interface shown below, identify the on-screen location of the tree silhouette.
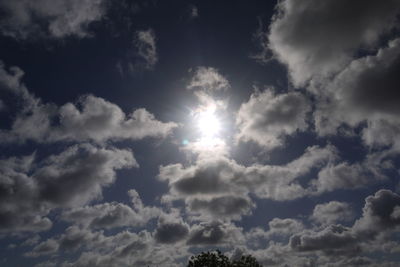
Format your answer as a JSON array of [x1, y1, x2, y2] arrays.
[[188, 250, 262, 267]]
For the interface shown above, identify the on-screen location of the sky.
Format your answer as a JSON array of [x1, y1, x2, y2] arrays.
[[1, 0, 400, 266]]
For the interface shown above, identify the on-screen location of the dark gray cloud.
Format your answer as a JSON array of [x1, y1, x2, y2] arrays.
[[153, 215, 189, 244], [159, 145, 337, 209], [187, 221, 244, 246], [0, 144, 136, 233], [264, 0, 400, 155], [188, 195, 255, 221], [0, 0, 107, 40], [132, 29, 158, 70], [267, 0, 400, 87], [236, 88, 310, 150], [25, 239, 59, 258], [353, 189, 400, 237], [314, 39, 400, 138]]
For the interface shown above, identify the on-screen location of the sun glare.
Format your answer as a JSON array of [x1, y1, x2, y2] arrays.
[[197, 108, 221, 138]]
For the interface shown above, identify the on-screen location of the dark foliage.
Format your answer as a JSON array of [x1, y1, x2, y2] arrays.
[[188, 250, 262, 267]]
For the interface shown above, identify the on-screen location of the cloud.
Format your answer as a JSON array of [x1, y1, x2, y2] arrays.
[[288, 190, 400, 257], [313, 39, 400, 142], [0, 61, 38, 110], [267, 0, 400, 87], [158, 156, 254, 220], [51, 227, 187, 267], [289, 224, 358, 254], [133, 29, 158, 70], [190, 5, 199, 18], [21, 235, 41, 247], [188, 195, 255, 221], [187, 67, 230, 92], [153, 215, 189, 244], [159, 144, 337, 223], [236, 88, 310, 150], [311, 201, 354, 226], [267, 218, 304, 237], [61, 190, 161, 230], [311, 161, 383, 193], [187, 221, 244, 246], [353, 189, 400, 237], [25, 239, 59, 257], [0, 62, 177, 144], [0, 0, 107, 40], [0, 144, 136, 234], [264, 0, 400, 153], [53, 95, 177, 142]]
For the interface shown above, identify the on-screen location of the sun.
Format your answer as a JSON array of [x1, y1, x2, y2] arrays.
[[197, 106, 221, 138], [189, 104, 225, 149]]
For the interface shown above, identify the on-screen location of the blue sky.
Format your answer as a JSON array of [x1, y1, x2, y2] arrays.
[[1, 0, 400, 266]]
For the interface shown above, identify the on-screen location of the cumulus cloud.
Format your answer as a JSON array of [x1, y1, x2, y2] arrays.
[[288, 190, 400, 258], [153, 214, 189, 244], [290, 224, 357, 254], [53, 95, 177, 142], [187, 221, 244, 246], [0, 144, 136, 233], [0, 62, 177, 144], [311, 161, 383, 193], [314, 39, 400, 142], [159, 143, 337, 223], [0, 0, 107, 40], [264, 0, 400, 152], [236, 88, 310, 150], [267, 0, 400, 87], [311, 201, 354, 226], [53, 227, 187, 267], [267, 218, 304, 237], [61, 190, 161, 229], [353, 189, 400, 237]]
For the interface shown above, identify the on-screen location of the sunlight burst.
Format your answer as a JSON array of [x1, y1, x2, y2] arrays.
[[197, 107, 221, 138]]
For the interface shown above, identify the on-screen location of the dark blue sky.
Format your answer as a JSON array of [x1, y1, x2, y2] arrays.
[[1, 0, 400, 266]]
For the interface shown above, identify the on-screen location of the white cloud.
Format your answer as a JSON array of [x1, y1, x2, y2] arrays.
[[61, 190, 161, 230], [187, 67, 230, 92], [311, 201, 354, 226], [0, 62, 177, 144], [53, 95, 177, 142], [236, 88, 310, 150], [267, 218, 304, 237]]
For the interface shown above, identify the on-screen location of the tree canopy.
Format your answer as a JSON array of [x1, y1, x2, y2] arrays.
[[188, 250, 262, 267]]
